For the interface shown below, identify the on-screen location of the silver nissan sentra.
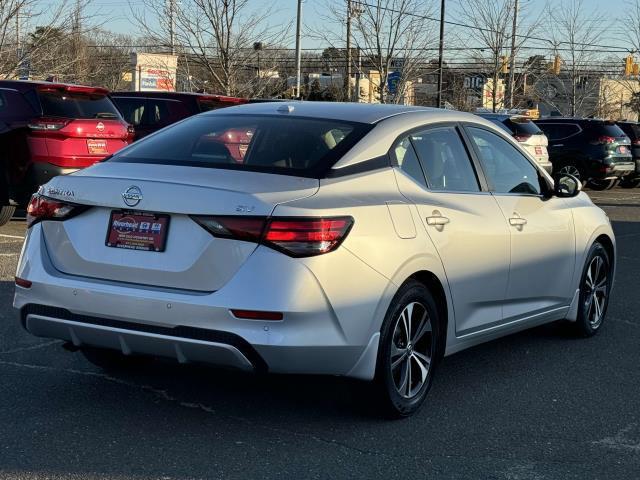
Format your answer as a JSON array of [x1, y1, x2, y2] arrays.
[[14, 102, 615, 417]]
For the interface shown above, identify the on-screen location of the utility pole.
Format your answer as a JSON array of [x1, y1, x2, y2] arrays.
[[345, 0, 352, 101], [168, 0, 176, 55], [15, 5, 20, 50], [295, 0, 303, 98], [436, 0, 445, 108], [507, 0, 519, 109]]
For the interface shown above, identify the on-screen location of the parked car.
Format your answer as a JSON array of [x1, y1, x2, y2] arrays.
[[110, 91, 248, 140], [0, 80, 131, 225], [615, 121, 640, 188], [15, 103, 615, 418], [534, 117, 634, 190], [475, 113, 552, 173]]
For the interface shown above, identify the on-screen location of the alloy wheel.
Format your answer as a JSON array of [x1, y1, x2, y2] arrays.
[[583, 256, 608, 329], [390, 302, 433, 399], [558, 165, 581, 180]]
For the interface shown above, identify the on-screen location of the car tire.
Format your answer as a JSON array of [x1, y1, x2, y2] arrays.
[[80, 347, 148, 371], [588, 179, 618, 190], [0, 205, 15, 226], [556, 163, 583, 181], [619, 177, 640, 188], [569, 242, 612, 338], [374, 280, 441, 418]]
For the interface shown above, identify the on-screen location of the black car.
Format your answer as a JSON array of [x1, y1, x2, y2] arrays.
[[534, 118, 634, 189], [615, 121, 640, 188], [110, 92, 247, 141]]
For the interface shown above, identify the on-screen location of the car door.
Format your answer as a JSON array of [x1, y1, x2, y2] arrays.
[[465, 125, 576, 321], [393, 124, 511, 335]]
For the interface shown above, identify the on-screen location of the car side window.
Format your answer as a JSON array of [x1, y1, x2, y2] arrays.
[[114, 98, 145, 126], [539, 123, 579, 141], [410, 126, 480, 192], [392, 136, 428, 188], [468, 127, 542, 195]]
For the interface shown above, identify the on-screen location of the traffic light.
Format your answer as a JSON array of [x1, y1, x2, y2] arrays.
[[551, 55, 561, 75], [500, 55, 509, 74], [625, 55, 634, 76]]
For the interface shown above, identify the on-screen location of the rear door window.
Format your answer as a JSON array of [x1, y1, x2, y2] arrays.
[[112, 97, 146, 126], [110, 114, 371, 177], [409, 126, 480, 192], [537, 123, 580, 141], [38, 91, 120, 119]]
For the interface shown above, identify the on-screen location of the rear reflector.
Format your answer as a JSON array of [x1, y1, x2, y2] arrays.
[[191, 215, 354, 257], [15, 277, 32, 289], [231, 309, 283, 320], [26, 194, 86, 228]]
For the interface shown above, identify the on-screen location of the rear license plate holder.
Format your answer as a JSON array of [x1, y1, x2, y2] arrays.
[[87, 139, 108, 155], [105, 210, 170, 252]]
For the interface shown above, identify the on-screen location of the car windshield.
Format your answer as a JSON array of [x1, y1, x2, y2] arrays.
[[109, 114, 371, 177], [38, 91, 121, 119]]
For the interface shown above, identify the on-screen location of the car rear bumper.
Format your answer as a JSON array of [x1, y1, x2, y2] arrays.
[[14, 224, 389, 379]]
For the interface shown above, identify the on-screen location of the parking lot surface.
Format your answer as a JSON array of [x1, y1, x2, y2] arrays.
[[1, 189, 639, 480]]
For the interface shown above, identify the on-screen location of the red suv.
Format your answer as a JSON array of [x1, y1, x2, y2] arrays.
[[110, 91, 248, 141], [0, 80, 131, 224]]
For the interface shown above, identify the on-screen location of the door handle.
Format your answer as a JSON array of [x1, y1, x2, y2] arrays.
[[509, 217, 528, 227], [426, 216, 450, 226]]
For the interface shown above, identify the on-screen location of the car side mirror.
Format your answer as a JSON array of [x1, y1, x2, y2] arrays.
[[553, 173, 582, 198]]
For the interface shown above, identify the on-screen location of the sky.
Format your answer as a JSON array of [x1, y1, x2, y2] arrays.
[[31, 0, 637, 53]]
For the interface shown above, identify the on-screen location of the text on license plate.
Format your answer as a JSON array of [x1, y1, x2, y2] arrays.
[[87, 139, 108, 155], [106, 211, 170, 252]]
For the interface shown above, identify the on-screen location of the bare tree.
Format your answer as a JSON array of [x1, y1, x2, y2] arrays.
[[458, 0, 540, 112], [131, 0, 289, 96], [314, 0, 436, 104], [535, 0, 609, 117]]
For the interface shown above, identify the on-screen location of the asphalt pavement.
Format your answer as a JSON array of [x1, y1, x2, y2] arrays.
[[1, 188, 639, 480]]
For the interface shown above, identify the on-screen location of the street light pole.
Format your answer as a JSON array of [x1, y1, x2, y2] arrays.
[[507, 0, 519, 109], [295, 0, 303, 99], [436, 0, 445, 108], [346, 0, 352, 101]]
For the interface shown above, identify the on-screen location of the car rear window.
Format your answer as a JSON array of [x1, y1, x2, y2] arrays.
[[112, 97, 145, 125], [109, 114, 372, 177], [586, 122, 626, 137], [618, 123, 640, 139], [38, 91, 121, 119], [504, 117, 542, 135]]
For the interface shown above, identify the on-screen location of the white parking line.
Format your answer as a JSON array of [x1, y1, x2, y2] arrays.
[[0, 234, 24, 240]]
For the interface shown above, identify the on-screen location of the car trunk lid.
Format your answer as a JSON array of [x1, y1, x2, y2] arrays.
[[39, 163, 319, 291]]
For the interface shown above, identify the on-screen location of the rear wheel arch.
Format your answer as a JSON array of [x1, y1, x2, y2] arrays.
[[406, 270, 448, 360]]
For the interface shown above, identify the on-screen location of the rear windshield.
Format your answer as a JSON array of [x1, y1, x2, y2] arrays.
[[38, 91, 121, 119], [109, 114, 372, 177], [586, 122, 626, 137], [617, 122, 640, 139], [197, 99, 223, 112], [503, 117, 542, 135]]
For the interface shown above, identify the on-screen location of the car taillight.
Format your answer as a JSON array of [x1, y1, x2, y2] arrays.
[[632, 139, 640, 146], [191, 215, 354, 257], [26, 194, 85, 228], [28, 117, 70, 131], [264, 217, 353, 256], [513, 134, 531, 142], [596, 135, 616, 144]]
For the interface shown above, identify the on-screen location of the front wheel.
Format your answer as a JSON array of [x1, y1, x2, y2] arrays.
[[619, 177, 640, 188], [570, 242, 612, 337], [0, 206, 15, 226], [588, 179, 618, 190], [374, 280, 441, 418]]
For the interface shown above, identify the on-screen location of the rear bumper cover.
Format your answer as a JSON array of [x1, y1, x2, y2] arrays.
[[14, 224, 389, 379]]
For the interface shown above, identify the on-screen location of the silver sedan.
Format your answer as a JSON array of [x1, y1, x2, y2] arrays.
[[14, 102, 615, 417]]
